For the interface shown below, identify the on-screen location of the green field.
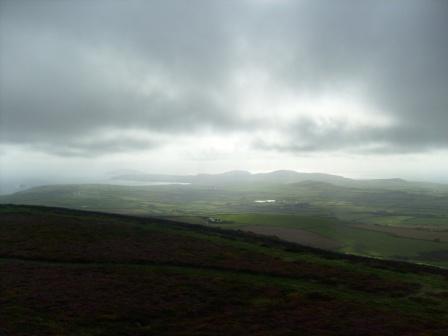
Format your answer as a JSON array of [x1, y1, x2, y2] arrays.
[[1, 178, 447, 268], [195, 213, 448, 268]]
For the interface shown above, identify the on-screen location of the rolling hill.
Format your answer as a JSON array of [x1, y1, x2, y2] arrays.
[[111, 170, 448, 191], [1, 173, 447, 268], [1, 204, 448, 335]]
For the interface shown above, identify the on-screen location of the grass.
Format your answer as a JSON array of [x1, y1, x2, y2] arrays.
[[4, 259, 445, 336], [1, 205, 448, 336], [210, 213, 448, 267]]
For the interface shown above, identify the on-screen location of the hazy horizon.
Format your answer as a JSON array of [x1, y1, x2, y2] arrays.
[[2, 166, 448, 196], [1, 0, 448, 190]]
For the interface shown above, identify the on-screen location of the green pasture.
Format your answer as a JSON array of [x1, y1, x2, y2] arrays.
[[213, 213, 448, 267]]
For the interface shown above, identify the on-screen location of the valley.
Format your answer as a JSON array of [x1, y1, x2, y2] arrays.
[[2, 171, 448, 268]]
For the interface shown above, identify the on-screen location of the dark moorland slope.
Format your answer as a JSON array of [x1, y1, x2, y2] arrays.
[[1, 205, 448, 336]]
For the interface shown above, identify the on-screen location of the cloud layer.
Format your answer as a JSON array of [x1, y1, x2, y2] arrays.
[[1, 0, 447, 156]]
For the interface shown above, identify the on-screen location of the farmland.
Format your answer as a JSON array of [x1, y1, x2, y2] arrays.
[[202, 213, 448, 268], [1, 172, 447, 267]]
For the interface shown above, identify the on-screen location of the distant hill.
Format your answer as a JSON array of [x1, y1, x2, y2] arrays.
[[111, 169, 448, 191], [111, 169, 345, 184], [1, 204, 447, 335]]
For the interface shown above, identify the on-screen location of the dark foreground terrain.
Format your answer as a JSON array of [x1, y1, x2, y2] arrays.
[[1, 205, 448, 335]]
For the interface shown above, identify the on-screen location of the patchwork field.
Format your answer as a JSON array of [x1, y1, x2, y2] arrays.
[[352, 223, 448, 242], [201, 214, 448, 267], [1, 179, 448, 268]]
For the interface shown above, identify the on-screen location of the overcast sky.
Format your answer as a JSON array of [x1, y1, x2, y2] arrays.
[[1, 0, 448, 191]]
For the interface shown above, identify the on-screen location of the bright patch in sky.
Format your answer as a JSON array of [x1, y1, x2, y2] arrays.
[[1, 0, 447, 188]]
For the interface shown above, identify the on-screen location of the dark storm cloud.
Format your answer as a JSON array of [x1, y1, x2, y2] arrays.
[[244, 0, 448, 153], [254, 117, 448, 154], [32, 137, 158, 158], [0, 0, 447, 156], [0, 0, 246, 151]]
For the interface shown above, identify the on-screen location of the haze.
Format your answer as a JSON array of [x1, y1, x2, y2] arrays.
[[1, 0, 448, 194]]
